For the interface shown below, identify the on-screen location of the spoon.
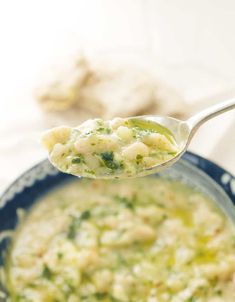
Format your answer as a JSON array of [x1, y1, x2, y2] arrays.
[[132, 98, 235, 177], [42, 99, 235, 179]]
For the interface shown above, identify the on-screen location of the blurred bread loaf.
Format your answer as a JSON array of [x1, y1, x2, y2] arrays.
[[36, 56, 92, 111], [78, 67, 155, 118], [35, 54, 187, 125]]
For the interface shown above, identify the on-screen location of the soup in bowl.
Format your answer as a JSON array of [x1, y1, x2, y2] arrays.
[[0, 152, 235, 302]]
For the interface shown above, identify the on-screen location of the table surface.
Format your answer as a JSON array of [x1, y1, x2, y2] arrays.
[[0, 0, 235, 193]]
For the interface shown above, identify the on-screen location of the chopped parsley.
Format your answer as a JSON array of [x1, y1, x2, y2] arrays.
[[136, 154, 143, 164], [81, 293, 121, 301], [72, 154, 84, 164], [96, 127, 111, 134], [94, 293, 107, 300], [72, 157, 81, 164], [84, 169, 95, 175], [57, 252, 64, 260], [41, 264, 53, 280], [67, 210, 91, 239], [100, 152, 121, 171], [114, 195, 135, 210], [80, 210, 91, 220], [186, 298, 197, 302]]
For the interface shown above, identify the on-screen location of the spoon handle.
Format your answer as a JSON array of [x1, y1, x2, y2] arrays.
[[187, 98, 235, 133]]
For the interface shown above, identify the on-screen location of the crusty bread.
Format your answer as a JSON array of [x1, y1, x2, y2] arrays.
[[36, 55, 187, 125], [36, 56, 92, 111], [78, 67, 156, 118]]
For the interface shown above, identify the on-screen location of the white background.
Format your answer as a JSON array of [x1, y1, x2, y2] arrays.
[[0, 0, 235, 192]]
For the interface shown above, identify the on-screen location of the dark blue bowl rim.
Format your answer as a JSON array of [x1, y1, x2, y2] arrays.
[[183, 151, 234, 202], [0, 151, 234, 205]]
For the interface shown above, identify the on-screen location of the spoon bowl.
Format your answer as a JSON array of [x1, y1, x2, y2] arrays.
[[125, 115, 190, 177], [127, 98, 235, 177]]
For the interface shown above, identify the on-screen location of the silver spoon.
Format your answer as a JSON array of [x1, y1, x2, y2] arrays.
[[130, 98, 235, 177]]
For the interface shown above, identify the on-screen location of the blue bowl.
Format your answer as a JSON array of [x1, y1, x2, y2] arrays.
[[0, 151, 235, 299]]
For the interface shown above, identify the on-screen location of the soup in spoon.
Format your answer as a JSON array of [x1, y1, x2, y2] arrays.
[[42, 117, 180, 178]]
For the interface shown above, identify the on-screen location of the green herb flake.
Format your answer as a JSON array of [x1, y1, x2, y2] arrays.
[[41, 264, 53, 280], [80, 210, 91, 220], [96, 127, 111, 134], [136, 154, 143, 164], [72, 157, 81, 164], [114, 196, 134, 210], [100, 151, 114, 161], [84, 169, 95, 175], [72, 154, 84, 164], [215, 289, 222, 296], [100, 152, 121, 171], [57, 252, 64, 260], [92, 293, 121, 301], [94, 293, 107, 300], [67, 210, 91, 239], [186, 297, 197, 302]]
